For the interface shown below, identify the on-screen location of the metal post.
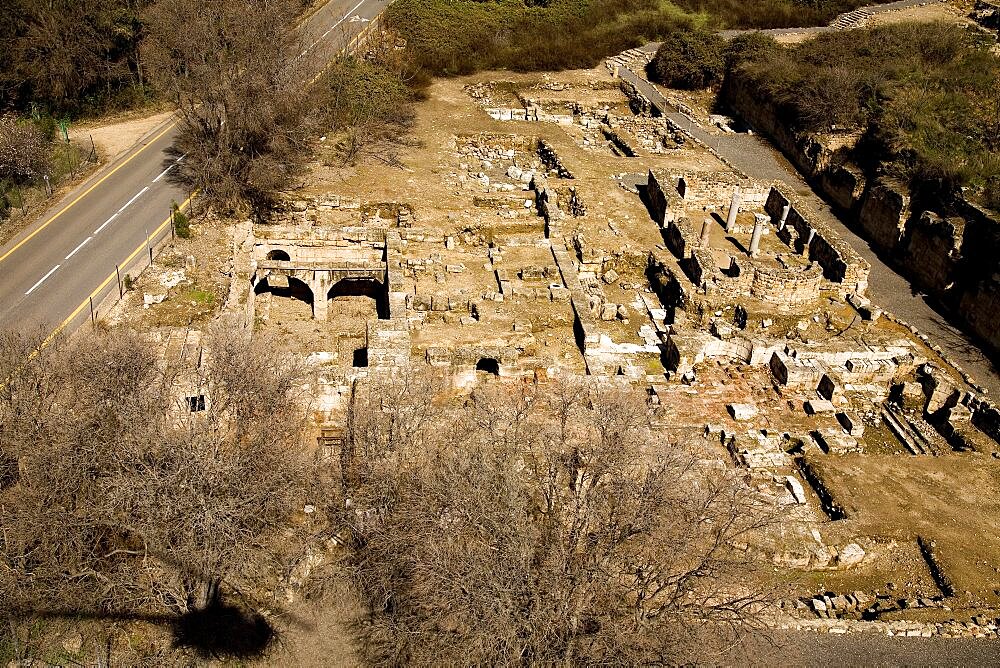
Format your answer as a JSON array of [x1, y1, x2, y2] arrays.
[[145, 228, 152, 264], [89, 297, 95, 326], [116, 264, 123, 298]]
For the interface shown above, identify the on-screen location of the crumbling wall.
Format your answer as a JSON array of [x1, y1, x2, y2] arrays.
[[817, 162, 866, 212], [750, 262, 823, 307], [765, 187, 870, 293], [903, 212, 963, 293], [857, 178, 911, 253]]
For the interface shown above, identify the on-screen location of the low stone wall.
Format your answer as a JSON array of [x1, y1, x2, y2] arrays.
[[766, 187, 870, 294], [484, 107, 574, 125], [750, 262, 824, 307]]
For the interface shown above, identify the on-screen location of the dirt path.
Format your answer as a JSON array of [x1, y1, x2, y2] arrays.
[[68, 110, 175, 163]]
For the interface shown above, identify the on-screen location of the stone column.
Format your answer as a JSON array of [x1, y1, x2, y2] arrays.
[[749, 213, 767, 257], [778, 204, 791, 231], [699, 218, 713, 248], [725, 187, 741, 232], [311, 271, 329, 321]]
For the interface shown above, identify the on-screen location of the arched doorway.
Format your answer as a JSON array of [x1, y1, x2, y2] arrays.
[[327, 277, 389, 320], [266, 249, 291, 261], [475, 358, 500, 376], [255, 275, 314, 316]]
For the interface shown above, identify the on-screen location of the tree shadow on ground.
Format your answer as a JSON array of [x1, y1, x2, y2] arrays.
[[173, 598, 274, 659]]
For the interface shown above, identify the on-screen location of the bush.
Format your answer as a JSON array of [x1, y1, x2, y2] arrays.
[[723, 31, 779, 72], [729, 22, 1000, 206], [647, 29, 725, 90], [172, 201, 191, 238], [385, 0, 703, 77], [0, 114, 51, 184], [671, 0, 900, 29]]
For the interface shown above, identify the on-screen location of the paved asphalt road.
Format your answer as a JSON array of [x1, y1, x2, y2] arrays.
[[0, 0, 390, 337]]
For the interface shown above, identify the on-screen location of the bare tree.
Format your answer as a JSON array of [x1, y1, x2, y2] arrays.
[[338, 372, 780, 665], [142, 0, 312, 216], [0, 323, 317, 626], [0, 114, 51, 184]]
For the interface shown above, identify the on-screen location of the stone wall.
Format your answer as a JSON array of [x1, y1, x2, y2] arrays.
[[722, 76, 833, 178], [750, 262, 824, 307], [817, 162, 865, 213], [903, 212, 963, 293], [664, 217, 697, 259], [857, 178, 910, 253], [765, 187, 870, 294]]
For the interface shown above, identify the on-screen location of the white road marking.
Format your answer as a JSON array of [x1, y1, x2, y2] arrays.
[[117, 186, 149, 214], [299, 0, 365, 60], [94, 213, 117, 234], [153, 153, 187, 182], [152, 164, 174, 183], [26, 265, 61, 295], [65, 236, 93, 260]]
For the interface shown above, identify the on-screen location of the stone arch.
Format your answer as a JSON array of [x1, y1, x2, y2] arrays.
[[327, 277, 389, 320], [475, 357, 500, 376], [255, 274, 314, 315], [266, 248, 291, 261]]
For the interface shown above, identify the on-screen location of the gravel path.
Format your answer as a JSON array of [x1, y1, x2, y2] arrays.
[[751, 630, 1000, 666]]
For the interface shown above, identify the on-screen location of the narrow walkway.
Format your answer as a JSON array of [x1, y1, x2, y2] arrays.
[[718, 0, 946, 38], [615, 67, 1000, 397]]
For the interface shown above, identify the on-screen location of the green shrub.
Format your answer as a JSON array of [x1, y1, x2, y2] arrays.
[[646, 29, 725, 90], [723, 32, 779, 72], [729, 22, 1000, 207], [171, 201, 190, 239], [385, 0, 704, 77]]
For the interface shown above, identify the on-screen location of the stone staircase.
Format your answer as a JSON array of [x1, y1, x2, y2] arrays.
[[605, 47, 656, 75], [882, 406, 951, 455], [829, 7, 874, 29]]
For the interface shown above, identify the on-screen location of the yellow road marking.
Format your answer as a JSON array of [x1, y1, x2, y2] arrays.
[[42, 193, 195, 348], [0, 121, 178, 265]]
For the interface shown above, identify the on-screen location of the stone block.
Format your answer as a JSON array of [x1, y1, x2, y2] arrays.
[[837, 411, 865, 437], [805, 399, 836, 415], [785, 475, 807, 504], [838, 543, 866, 568], [728, 403, 758, 421]]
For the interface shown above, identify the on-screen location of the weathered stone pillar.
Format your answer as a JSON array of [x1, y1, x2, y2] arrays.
[[699, 218, 713, 248], [778, 204, 791, 231], [725, 187, 741, 232], [749, 213, 767, 257], [311, 271, 329, 321]]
